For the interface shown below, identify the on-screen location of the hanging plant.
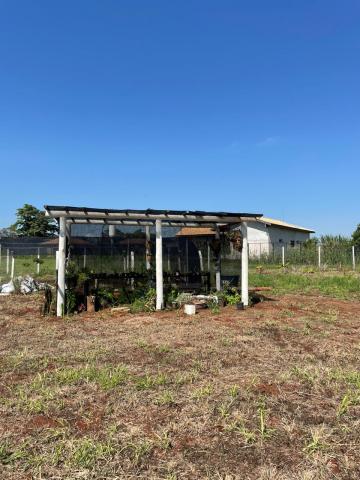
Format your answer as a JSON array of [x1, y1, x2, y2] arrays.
[[226, 231, 243, 252]]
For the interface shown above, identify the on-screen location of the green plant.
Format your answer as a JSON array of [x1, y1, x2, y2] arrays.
[[130, 288, 156, 313], [303, 428, 327, 454], [97, 288, 117, 308], [65, 289, 77, 314]]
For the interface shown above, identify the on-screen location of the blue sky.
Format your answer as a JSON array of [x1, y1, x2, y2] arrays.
[[0, 1, 359, 235]]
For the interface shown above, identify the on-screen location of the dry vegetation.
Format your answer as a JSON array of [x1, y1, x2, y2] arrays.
[[0, 291, 359, 479]]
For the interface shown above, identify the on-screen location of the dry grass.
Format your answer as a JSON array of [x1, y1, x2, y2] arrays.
[[0, 292, 359, 479]]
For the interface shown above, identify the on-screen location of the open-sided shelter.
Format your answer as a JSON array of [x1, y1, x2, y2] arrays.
[[44, 206, 262, 316]]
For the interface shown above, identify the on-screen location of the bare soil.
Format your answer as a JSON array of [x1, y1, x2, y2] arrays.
[[0, 293, 359, 479]]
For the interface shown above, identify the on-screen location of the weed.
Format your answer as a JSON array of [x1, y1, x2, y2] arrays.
[[156, 390, 175, 406], [68, 438, 114, 468], [192, 384, 213, 399], [228, 385, 240, 398], [303, 428, 327, 454]]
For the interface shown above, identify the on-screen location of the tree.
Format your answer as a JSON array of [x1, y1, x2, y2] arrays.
[[11, 204, 58, 237], [352, 224, 360, 247]]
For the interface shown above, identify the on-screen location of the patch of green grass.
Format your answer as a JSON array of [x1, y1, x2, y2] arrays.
[[249, 271, 360, 299], [191, 384, 213, 400], [33, 364, 129, 390], [155, 390, 175, 406], [134, 373, 168, 390], [68, 438, 115, 469]]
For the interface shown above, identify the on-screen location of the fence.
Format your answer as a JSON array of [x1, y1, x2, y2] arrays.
[[245, 242, 359, 270], [1, 237, 359, 286]]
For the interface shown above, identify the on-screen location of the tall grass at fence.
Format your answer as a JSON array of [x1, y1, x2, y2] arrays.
[[249, 270, 360, 299]]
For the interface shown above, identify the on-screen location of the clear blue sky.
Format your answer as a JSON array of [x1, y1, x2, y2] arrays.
[[0, 1, 359, 235]]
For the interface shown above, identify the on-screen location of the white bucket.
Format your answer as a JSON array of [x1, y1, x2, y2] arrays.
[[184, 304, 196, 315]]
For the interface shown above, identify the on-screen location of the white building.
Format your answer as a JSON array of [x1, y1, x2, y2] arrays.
[[245, 217, 314, 257], [177, 216, 314, 259]]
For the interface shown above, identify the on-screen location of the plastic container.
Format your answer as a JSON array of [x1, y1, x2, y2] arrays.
[[184, 304, 196, 315]]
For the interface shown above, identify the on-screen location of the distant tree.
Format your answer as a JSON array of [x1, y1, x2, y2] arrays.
[[11, 204, 58, 237], [352, 224, 360, 247], [0, 227, 17, 237]]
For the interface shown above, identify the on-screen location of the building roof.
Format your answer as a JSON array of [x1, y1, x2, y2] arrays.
[[259, 217, 315, 233], [175, 216, 315, 237], [44, 206, 262, 227]]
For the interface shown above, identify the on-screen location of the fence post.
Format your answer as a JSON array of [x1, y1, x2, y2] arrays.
[[352, 246, 356, 270], [83, 247, 87, 269], [130, 251, 135, 271], [37, 247, 40, 274], [318, 244, 321, 269], [282, 245, 285, 267], [11, 254, 15, 279], [6, 248, 10, 274]]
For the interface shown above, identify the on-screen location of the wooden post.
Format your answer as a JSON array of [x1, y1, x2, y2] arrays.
[[155, 219, 163, 310], [145, 226, 151, 270], [130, 251, 135, 271], [37, 247, 40, 274], [83, 247, 87, 269], [6, 248, 10, 274], [123, 254, 126, 272], [185, 238, 189, 272], [57, 217, 66, 317], [11, 254, 15, 279], [352, 246, 356, 270], [318, 244, 321, 269], [241, 222, 249, 307], [282, 245, 285, 267], [215, 227, 221, 291]]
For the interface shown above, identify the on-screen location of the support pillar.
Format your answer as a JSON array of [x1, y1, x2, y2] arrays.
[[57, 217, 66, 317], [241, 222, 249, 307], [155, 219, 163, 310], [215, 227, 221, 291]]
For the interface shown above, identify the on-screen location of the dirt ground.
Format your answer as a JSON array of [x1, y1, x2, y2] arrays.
[[0, 293, 359, 479]]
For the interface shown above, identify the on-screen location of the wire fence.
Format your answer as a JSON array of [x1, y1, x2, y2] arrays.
[[1, 237, 359, 287]]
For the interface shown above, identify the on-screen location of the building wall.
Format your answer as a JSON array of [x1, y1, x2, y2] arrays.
[[234, 221, 311, 258]]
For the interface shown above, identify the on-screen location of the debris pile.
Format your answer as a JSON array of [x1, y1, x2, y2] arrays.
[[0, 276, 52, 295]]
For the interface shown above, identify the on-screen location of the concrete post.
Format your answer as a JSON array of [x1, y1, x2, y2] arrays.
[[57, 217, 66, 317], [37, 247, 40, 274], [11, 255, 15, 279], [241, 222, 249, 307], [155, 219, 163, 310], [215, 227, 221, 291]]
